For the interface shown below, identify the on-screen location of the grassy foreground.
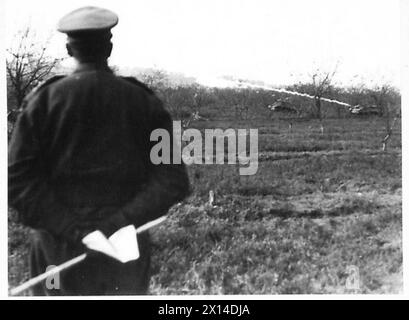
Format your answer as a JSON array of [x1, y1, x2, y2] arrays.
[[9, 117, 402, 294]]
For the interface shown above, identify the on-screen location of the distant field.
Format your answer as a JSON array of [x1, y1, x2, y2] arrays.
[[8, 117, 402, 294]]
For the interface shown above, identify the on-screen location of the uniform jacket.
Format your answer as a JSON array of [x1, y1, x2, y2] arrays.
[[8, 63, 191, 294]]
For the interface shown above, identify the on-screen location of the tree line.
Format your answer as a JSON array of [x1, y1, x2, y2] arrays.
[[7, 27, 401, 129]]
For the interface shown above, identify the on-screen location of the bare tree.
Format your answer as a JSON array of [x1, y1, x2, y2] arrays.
[[368, 84, 401, 151], [161, 86, 195, 120], [381, 103, 399, 152], [137, 71, 214, 127], [138, 69, 170, 91], [6, 27, 61, 119], [229, 89, 251, 120], [368, 84, 395, 117], [291, 68, 337, 121], [347, 84, 367, 107], [192, 86, 213, 112], [181, 88, 213, 129], [310, 67, 337, 121], [290, 67, 338, 134]]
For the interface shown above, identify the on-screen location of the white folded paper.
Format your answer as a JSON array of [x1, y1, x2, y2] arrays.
[[81, 225, 139, 263]]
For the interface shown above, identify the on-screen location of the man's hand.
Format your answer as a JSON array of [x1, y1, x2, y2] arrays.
[[81, 225, 140, 263]]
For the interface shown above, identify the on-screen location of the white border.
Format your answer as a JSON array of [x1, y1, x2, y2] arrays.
[[0, 0, 10, 300], [400, 0, 408, 298], [1, 1, 408, 300]]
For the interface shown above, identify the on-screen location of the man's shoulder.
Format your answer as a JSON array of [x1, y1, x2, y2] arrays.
[[119, 76, 155, 95], [118, 77, 165, 112], [21, 75, 66, 111], [30, 75, 66, 95]]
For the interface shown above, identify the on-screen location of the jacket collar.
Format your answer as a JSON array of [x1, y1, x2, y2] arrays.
[[73, 62, 113, 74]]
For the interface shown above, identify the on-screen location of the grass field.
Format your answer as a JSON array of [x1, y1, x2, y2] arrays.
[[8, 116, 402, 294]]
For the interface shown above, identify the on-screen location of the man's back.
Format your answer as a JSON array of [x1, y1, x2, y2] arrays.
[[35, 66, 156, 207], [8, 6, 190, 295]]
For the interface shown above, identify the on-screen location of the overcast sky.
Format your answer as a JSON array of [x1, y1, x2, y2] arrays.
[[5, 0, 401, 88]]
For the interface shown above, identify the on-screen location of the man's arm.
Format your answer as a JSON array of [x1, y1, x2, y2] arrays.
[[8, 97, 85, 241], [97, 94, 191, 236]]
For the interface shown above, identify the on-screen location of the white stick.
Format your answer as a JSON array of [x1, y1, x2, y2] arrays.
[[9, 254, 87, 296], [136, 215, 167, 233], [9, 215, 168, 296]]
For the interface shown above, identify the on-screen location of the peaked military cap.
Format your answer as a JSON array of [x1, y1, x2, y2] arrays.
[[57, 6, 118, 34]]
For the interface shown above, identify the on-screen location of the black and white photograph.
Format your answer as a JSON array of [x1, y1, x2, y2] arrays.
[[3, 0, 405, 298]]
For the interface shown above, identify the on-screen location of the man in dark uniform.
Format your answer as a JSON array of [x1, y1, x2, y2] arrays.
[[8, 6, 190, 295]]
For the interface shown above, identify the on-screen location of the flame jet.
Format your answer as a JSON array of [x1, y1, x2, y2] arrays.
[[229, 80, 356, 108]]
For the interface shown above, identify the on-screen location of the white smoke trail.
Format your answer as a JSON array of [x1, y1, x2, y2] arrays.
[[226, 80, 354, 108]]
